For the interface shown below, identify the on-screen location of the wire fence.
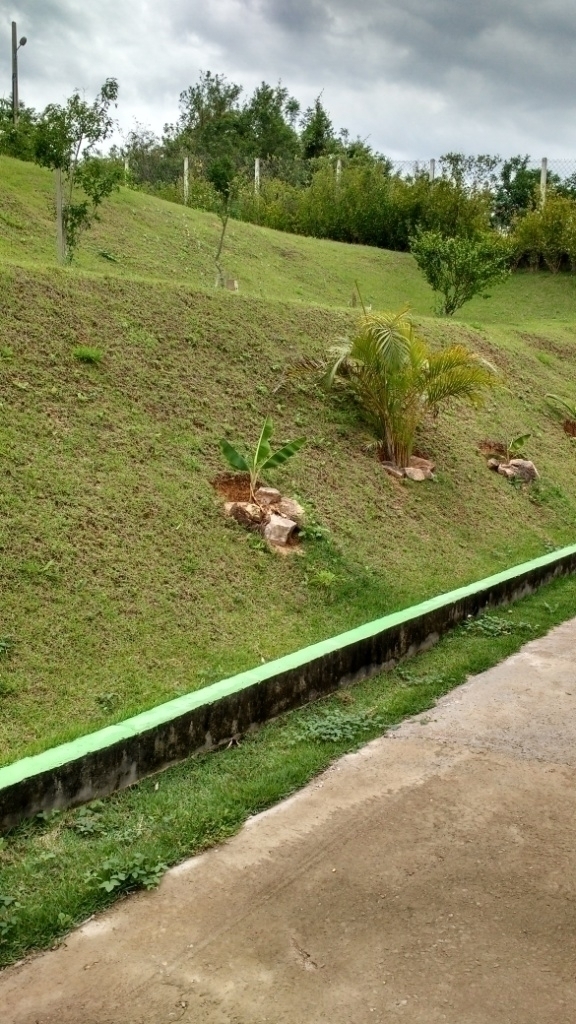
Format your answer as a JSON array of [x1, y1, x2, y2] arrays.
[[123, 152, 576, 203]]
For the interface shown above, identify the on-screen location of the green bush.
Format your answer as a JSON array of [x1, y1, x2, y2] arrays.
[[410, 230, 511, 315], [512, 195, 576, 273]]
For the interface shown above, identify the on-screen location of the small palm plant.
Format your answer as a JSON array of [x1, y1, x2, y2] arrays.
[[287, 308, 499, 467], [219, 416, 306, 500]]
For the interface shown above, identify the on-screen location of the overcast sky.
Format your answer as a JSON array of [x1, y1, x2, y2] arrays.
[[3, 0, 575, 159]]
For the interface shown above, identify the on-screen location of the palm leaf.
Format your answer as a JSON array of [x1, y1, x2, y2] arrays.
[[357, 308, 413, 370], [219, 439, 250, 473], [276, 355, 327, 391]]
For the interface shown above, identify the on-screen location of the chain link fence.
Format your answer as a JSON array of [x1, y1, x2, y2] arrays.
[[123, 151, 576, 206]]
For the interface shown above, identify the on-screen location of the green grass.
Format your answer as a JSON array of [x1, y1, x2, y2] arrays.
[[1, 573, 574, 966], [1, 153, 576, 768]]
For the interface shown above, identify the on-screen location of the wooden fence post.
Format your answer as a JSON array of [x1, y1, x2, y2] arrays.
[[55, 168, 65, 263], [540, 158, 548, 205], [183, 155, 189, 205]]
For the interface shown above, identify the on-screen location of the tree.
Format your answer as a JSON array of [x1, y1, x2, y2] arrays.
[[166, 71, 244, 166], [33, 79, 122, 262], [439, 152, 501, 192], [492, 156, 541, 228], [288, 309, 498, 467], [410, 231, 511, 316], [241, 82, 299, 158], [0, 98, 38, 161], [300, 96, 335, 159]]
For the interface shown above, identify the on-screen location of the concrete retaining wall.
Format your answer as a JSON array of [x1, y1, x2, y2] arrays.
[[2, 545, 576, 832]]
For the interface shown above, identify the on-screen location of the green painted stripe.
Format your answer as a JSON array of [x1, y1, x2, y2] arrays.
[[2, 545, 575, 792]]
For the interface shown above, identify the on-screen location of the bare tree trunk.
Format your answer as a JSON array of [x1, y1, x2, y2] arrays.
[[214, 208, 229, 287]]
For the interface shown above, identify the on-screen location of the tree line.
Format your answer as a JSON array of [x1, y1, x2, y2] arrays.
[[2, 71, 576, 276]]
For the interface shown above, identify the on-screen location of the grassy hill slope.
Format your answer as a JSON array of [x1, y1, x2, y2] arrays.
[[1, 157, 576, 765]]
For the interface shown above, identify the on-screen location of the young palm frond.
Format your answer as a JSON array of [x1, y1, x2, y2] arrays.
[[422, 347, 499, 410]]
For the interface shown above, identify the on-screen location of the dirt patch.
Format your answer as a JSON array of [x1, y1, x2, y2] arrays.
[[478, 439, 507, 459], [212, 471, 251, 503]]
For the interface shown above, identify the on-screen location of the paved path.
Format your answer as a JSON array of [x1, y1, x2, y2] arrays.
[[2, 621, 576, 1024]]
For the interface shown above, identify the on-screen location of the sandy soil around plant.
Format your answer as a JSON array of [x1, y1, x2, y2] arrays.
[[2, 620, 576, 1024]]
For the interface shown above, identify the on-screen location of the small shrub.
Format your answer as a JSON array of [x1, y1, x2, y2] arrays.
[[290, 708, 383, 745], [71, 802, 107, 836], [464, 614, 534, 637], [0, 895, 22, 942], [410, 230, 511, 315], [0, 637, 15, 658], [86, 853, 167, 894], [73, 346, 103, 365]]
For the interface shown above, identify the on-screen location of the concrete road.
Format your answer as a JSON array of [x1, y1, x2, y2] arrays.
[[2, 620, 576, 1024]]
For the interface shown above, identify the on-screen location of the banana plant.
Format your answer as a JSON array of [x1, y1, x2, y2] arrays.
[[545, 394, 576, 421], [507, 433, 532, 459], [219, 416, 306, 500]]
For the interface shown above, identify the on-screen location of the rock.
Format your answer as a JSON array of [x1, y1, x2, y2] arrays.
[[276, 497, 305, 526], [382, 462, 405, 480], [508, 459, 540, 482], [254, 486, 282, 506], [487, 458, 501, 471], [225, 501, 264, 527], [404, 466, 429, 482], [408, 455, 436, 473], [496, 459, 539, 482], [264, 513, 298, 546]]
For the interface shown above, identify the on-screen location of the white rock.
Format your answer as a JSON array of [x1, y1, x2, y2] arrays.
[[264, 513, 298, 546], [276, 497, 305, 526], [404, 466, 428, 482], [254, 487, 282, 506]]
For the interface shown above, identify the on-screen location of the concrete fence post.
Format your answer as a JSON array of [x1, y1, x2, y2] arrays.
[[123, 156, 129, 181], [336, 157, 342, 184], [429, 158, 436, 182], [540, 158, 548, 205], [254, 157, 260, 194]]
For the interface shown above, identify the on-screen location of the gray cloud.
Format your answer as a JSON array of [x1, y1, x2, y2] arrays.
[[2, 0, 575, 157]]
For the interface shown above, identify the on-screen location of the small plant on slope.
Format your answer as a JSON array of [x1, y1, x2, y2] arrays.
[[410, 230, 511, 316], [73, 346, 103, 365], [219, 415, 306, 500], [545, 394, 576, 435], [286, 308, 498, 468], [507, 433, 532, 459]]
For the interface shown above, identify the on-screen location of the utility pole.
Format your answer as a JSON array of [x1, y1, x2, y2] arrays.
[[11, 21, 27, 125]]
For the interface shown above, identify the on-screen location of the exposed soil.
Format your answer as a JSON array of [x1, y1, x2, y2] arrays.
[[212, 472, 252, 503], [478, 439, 508, 459], [2, 621, 576, 1023]]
